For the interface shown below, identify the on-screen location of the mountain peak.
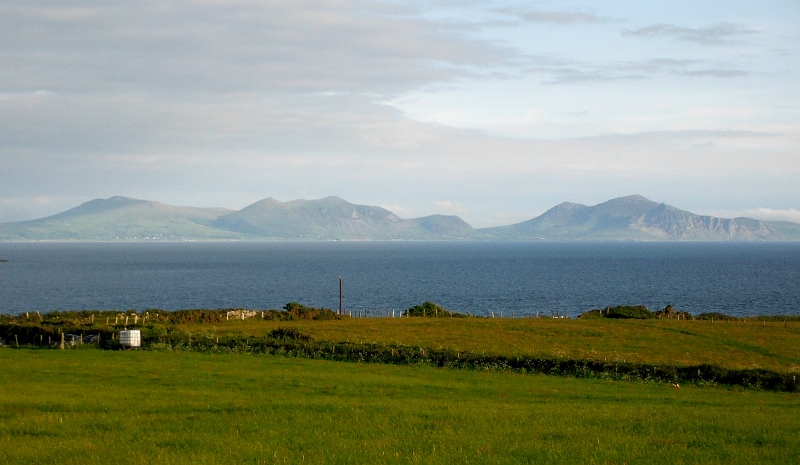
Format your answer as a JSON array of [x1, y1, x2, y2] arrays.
[[600, 194, 657, 206], [620, 194, 652, 202], [47, 196, 150, 219], [2, 194, 798, 242], [592, 195, 660, 218], [106, 195, 143, 203]]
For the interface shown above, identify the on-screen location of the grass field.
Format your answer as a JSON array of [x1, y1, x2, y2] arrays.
[[178, 317, 800, 373], [1, 349, 799, 464]]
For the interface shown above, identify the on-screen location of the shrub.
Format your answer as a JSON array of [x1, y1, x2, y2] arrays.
[[578, 305, 654, 319], [577, 310, 604, 319], [268, 327, 312, 341], [282, 303, 341, 320], [404, 302, 468, 318], [696, 312, 736, 321], [653, 305, 693, 320]]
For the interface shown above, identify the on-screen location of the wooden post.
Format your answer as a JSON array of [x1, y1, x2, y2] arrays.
[[15, 335, 19, 347], [60, 332, 65, 350]]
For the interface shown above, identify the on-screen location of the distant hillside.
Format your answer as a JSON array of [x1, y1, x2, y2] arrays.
[[481, 195, 800, 241], [212, 196, 474, 239], [0, 196, 239, 241], [0, 194, 797, 241], [0, 196, 475, 241]]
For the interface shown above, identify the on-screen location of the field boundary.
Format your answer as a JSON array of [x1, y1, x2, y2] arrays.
[[3, 323, 797, 392]]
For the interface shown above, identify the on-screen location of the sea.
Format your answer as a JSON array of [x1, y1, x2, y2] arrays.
[[1, 241, 799, 318]]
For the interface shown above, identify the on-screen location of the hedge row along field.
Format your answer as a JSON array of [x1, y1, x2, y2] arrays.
[[149, 333, 799, 391], [2, 306, 798, 392]]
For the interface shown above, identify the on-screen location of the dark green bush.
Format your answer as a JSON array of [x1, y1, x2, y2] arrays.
[[695, 312, 737, 321], [404, 302, 468, 318], [577, 310, 604, 319], [283, 303, 341, 320], [579, 305, 654, 319], [268, 327, 312, 341]]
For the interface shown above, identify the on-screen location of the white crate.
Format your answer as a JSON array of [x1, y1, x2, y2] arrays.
[[119, 330, 141, 348]]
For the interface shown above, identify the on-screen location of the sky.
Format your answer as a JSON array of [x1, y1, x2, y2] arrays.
[[1, 0, 799, 227]]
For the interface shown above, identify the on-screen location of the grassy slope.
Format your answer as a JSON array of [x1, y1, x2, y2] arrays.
[[177, 317, 800, 373], [1, 349, 798, 464], [0, 203, 241, 241]]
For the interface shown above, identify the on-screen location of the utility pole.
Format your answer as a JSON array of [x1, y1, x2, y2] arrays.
[[339, 276, 343, 315]]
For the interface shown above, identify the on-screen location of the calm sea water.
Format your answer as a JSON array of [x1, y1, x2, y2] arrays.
[[0, 242, 798, 318]]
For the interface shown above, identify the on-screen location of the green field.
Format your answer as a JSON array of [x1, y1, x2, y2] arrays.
[[1, 348, 799, 464], [187, 317, 800, 373], [2, 314, 799, 463]]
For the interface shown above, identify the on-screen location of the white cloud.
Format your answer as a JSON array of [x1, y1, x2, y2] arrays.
[[434, 201, 470, 215], [380, 204, 416, 218], [0, 0, 514, 96], [623, 22, 759, 45], [700, 208, 800, 224], [521, 10, 606, 24]]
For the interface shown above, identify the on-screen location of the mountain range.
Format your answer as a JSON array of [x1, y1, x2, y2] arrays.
[[1, 195, 798, 241]]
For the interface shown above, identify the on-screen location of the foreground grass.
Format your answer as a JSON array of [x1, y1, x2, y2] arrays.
[[179, 317, 800, 373], [2, 349, 799, 464]]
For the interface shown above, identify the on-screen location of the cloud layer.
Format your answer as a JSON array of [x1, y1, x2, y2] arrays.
[[1, 1, 798, 226], [623, 22, 758, 45]]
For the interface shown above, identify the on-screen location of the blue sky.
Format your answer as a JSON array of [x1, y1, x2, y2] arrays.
[[1, 0, 798, 226]]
